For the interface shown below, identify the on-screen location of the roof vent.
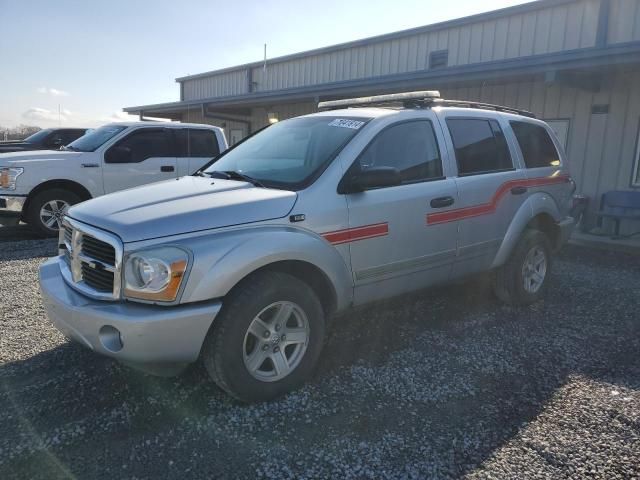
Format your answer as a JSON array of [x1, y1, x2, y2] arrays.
[[429, 50, 448, 69]]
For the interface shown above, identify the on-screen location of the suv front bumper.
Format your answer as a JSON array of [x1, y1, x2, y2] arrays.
[[39, 257, 221, 371]]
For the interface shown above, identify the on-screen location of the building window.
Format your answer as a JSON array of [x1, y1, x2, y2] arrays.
[[544, 119, 570, 152], [429, 50, 448, 69], [446, 118, 513, 176], [633, 122, 640, 187]]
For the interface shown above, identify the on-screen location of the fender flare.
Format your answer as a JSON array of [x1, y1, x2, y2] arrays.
[[179, 225, 354, 310], [491, 192, 561, 268]]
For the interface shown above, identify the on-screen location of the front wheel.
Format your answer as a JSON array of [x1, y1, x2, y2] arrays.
[[493, 229, 552, 305], [26, 188, 82, 237], [201, 271, 325, 403]]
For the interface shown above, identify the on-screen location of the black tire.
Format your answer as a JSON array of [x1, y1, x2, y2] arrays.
[[493, 229, 552, 305], [26, 188, 82, 237], [201, 271, 325, 403]]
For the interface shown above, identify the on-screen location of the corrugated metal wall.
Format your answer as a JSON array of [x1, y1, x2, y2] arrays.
[[442, 70, 640, 208], [608, 0, 640, 44], [181, 0, 610, 101]]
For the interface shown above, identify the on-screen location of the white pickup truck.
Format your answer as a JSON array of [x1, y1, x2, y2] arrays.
[[0, 122, 227, 235]]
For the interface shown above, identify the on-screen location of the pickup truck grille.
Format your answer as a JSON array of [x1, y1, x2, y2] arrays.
[[60, 219, 122, 300]]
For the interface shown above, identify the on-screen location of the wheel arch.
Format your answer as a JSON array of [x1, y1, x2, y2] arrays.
[[23, 179, 92, 218], [492, 193, 562, 268], [178, 226, 354, 313]]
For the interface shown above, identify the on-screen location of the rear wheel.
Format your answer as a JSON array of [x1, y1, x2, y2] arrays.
[[493, 229, 552, 305], [26, 189, 81, 237], [201, 271, 325, 403]]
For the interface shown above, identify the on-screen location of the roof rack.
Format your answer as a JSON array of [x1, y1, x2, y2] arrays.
[[317, 90, 536, 118], [425, 98, 536, 118]]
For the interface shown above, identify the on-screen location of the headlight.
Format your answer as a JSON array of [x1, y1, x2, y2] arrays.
[[123, 247, 189, 302], [0, 167, 24, 190]]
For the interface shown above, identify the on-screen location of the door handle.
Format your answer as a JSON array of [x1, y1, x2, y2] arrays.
[[161, 165, 175, 172], [430, 196, 455, 208], [81, 163, 99, 168], [511, 186, 527, 195]]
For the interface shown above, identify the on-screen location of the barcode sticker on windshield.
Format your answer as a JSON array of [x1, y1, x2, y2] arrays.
[[328, 119, 365, 129]]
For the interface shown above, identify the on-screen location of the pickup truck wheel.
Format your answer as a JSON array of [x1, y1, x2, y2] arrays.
[[493, 229, 552, 305], [26, 189, 81, 237], [202, 271, 325, 403]]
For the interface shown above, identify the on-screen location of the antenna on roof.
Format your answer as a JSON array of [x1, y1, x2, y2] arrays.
[[318, 91, 441, 110], [263, 44, 267, 72]]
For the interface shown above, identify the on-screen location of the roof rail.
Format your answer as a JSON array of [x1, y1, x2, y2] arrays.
[[425, 98, 536, 118], [318, 91, 441, 110], [317, 90, 535, 118]]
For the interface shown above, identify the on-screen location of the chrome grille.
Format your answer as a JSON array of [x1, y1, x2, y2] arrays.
[[81, 235, 116, 265], [59, 218, 122, 300]]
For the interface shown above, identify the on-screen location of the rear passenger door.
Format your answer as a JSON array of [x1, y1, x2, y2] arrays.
[[442, 115, 528, 277], [343, 117, 459, 304], [175, 128, 221, 176], [102, 127, 178, 193]]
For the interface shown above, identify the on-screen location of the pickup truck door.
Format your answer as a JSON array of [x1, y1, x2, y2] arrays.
[[174, 128, 222, 176], [341, 118, 459, 305], [102, 128, 178, 193], [439, 115, 529, 278]]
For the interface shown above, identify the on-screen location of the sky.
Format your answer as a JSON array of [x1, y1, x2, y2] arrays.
[[0, 0, 530, 129]]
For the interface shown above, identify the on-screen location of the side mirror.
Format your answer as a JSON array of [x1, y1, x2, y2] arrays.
[[106, 146, 132, 163], [341, 166, 402, 193]]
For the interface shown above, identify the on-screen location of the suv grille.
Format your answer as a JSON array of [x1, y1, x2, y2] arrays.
[[81, 235, 116, 265], [60, 220, 122, 300]]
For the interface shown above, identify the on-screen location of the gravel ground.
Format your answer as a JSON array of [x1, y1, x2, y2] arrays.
[[0, 239, 638, 479]]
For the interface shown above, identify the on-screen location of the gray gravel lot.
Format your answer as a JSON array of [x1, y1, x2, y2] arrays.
[[0, 238, 638, 479]]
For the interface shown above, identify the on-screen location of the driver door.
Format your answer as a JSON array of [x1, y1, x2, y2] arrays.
[[102, 128, 178, 193]]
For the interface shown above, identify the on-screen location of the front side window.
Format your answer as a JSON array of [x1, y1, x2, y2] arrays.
[[511, 121, 561, 168], [204, 116, 369, 189], [24, 129, 53, 143], [105, 128, 172, 163], [354, 120, 443, 183], [447, 118, 513, 176], [67, 125, 127, 152], [176, 129, 220, 158]]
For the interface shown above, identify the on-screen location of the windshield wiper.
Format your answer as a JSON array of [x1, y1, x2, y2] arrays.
[[204, 170, 266, 188]]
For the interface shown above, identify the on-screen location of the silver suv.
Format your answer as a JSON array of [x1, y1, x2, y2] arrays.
[[39, 91, 576, 402]]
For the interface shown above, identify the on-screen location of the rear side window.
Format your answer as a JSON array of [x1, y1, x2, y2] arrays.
[[510, 121, 561, 168], [356, 120, 443, 183], [176, 129, 220, 158], [446, 118, 513, 176]]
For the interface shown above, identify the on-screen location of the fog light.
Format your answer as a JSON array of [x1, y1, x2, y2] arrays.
[[99, 325, 123, 352]]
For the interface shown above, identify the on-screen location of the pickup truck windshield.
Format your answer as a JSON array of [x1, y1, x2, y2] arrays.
[[204, 116, 369, 189], [24, 129, 53, 143], [66, 125, 127, 152]]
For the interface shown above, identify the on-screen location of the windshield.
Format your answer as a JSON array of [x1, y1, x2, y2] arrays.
[[204, 116, 369, 189], [66, 125, 127, 152], [24, 129, 53, 143]]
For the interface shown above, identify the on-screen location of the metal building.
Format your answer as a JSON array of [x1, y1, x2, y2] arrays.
[[125, 0, 640, 227]]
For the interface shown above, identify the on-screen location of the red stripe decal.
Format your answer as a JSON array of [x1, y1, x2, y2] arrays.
[[322, 222, 389, 245], [427, 174, 570, 225]]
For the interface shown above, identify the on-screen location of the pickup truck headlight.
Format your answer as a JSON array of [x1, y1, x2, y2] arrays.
[[0, 167, 24, 190], [123, 247, 189, 302]]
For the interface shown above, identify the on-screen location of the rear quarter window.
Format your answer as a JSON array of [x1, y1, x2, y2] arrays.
[[510, 121, 561, 168]]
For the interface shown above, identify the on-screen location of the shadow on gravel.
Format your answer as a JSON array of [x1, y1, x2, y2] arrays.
[[1, 245, 639, 479]]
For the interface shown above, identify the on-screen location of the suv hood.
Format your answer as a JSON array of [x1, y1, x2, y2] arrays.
[[68, 176, 298, 243], [0, 149, 81, 165]]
